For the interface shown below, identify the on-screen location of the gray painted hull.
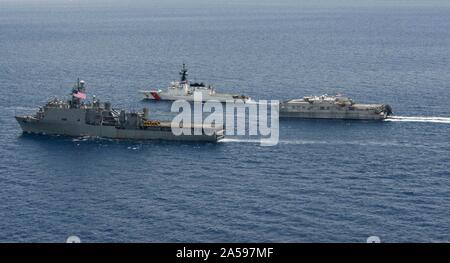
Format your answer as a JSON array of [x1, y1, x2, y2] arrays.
[[16, 117, 222, 142], [279, 111, 387, 120]]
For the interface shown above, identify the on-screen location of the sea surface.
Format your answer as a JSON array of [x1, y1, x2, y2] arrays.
[[0, 0, 449, 242]]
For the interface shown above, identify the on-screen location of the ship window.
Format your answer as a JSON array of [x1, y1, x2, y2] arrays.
[[326, 107, 330, 110], [61, 118, 67, 121], [320, 107, 325, 110]]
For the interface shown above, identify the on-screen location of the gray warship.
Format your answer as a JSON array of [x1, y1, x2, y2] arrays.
[[15, 80, 224, 142], [280, 94, 392, 120]]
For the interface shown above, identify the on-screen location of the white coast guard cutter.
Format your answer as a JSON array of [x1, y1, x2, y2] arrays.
[[139, 64, 251, 103]]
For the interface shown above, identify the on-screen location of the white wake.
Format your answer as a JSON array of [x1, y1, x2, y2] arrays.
[[219, 138, 264, 144], [219, 138, 409, 147], [385, 116, 450, 124]]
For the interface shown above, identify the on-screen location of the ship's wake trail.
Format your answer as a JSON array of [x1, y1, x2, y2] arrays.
[[219, 138, 263, 144], [385, 116, 450, 124]]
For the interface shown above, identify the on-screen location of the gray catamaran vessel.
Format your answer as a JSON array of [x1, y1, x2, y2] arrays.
[[15, 80, 224, 142], [280, 94, 392, 120]]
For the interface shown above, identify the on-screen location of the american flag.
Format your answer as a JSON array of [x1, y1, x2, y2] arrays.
[[73, 91, 86, 99]]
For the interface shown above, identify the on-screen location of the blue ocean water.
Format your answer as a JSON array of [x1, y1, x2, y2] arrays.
[[1, 0, 450, 242]]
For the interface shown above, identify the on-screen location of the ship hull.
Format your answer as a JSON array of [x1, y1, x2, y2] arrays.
[[279, 111, 388, 120], [15, 116, 222, 142]]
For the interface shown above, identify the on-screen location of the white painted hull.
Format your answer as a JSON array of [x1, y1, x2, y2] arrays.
[[140, 90, 251, 103]]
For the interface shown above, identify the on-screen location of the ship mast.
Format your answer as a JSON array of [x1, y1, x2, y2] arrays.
[[179, 63, 188, 83], [70, 78, 86, 108], [179, 64, 189, 94]]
